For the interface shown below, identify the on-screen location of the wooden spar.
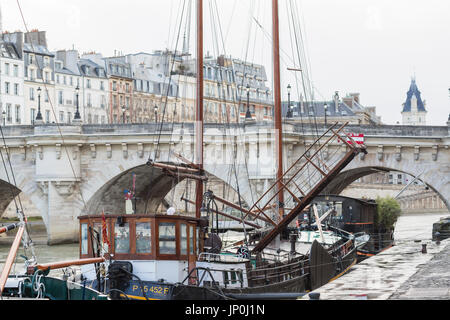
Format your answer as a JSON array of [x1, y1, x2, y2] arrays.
[[0, 226, 25, 294], [31, 257, 106, 273], [210, 194, 276, 226], [243, 122, 342, 220], [171, 150, 201, 170], [195, 0, 204, 219], [181, 197, 262, 229], [164, 169, 208, 182], [272, 0, 284, 219], [149, 161, 201, 174], [252, 148, 359, 253]]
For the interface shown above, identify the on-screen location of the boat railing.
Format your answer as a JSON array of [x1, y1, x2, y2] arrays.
[[198, 252, 248, 263], [247, 258, 307, 286]]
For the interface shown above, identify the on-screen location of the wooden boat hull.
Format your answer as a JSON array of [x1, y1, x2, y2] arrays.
[[100, 273, 309, 300]]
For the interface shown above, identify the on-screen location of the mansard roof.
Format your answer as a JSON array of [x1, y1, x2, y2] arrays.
[[402, 78, 426, 113], [78, 59, 107, 78], [0, 41, 20, 60]]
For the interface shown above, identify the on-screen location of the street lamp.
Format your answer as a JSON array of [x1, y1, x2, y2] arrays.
[[324, 103, 328, 127], [154, 105, 158, 123], [36, 87, 43, 121], [74, 86, 81, 121], [245, 84, 252, 120], [122, 105, 126, 124], [286, 84, 292, 118]]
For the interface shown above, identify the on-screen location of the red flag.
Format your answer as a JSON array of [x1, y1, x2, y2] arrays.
[[102, 211, 110, 250]]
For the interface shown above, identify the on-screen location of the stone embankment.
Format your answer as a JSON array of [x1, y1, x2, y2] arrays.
[[301, 238, 449, 300]]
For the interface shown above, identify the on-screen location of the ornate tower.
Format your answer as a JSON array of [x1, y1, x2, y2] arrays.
[[401, 77, 427, 125]]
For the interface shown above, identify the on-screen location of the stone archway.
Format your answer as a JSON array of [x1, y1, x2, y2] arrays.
[[322, 166, 450, 211], [83, 163, 250, 217]]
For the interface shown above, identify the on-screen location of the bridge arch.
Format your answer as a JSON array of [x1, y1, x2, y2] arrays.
[[0, 165, 47, 228], [323, 165, 450, 211], [83, 163, 250, 216]]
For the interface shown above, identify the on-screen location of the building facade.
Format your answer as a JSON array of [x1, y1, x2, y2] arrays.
[[0, 33, 25, 126], [54, 50, 81, 124], [103, 56, 133, 124], [78, 56, 109, 124], [22, 30, 56, 125], [125, 52, 179, 123]]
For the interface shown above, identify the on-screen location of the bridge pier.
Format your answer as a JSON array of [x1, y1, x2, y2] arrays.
[[40, 181, 81, 245]]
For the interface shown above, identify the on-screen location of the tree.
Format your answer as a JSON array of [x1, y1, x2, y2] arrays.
[[375, 197, 401, 231]]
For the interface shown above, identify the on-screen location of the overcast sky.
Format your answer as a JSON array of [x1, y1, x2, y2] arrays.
[[2, 0, 450, 125]]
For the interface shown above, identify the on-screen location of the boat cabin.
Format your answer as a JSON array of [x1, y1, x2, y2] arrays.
[[78, 214, 201, 261], [77, 214, 203, 285], [303, 195, 377, 234]]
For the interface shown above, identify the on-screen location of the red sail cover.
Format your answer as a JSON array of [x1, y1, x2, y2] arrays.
[[102, 211, 110, 249]]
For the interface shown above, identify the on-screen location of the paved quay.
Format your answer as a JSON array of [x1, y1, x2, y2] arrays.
[[301, 238, 449, 300]]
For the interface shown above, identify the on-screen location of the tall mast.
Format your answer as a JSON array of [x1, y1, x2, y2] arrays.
[[272, 0, 284, 219], [195, 0, 204, 219]]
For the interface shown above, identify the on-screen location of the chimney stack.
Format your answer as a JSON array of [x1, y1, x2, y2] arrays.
[[24, 30, 47, 47]]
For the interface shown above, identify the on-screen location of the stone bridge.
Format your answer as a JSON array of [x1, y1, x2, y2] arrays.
[[0, 122, 448, 244]]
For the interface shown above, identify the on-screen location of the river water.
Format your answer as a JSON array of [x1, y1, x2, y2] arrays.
[[1, 211, 449, 276]]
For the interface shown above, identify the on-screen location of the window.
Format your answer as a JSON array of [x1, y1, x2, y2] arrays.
[[15, 105, 20, 123], [86, 79, 91, 89], [31, 108, 36, 123], [136, 222, 152, 254], [13, 65, 18, 77], [158, 222, 176, 255], [100, 81, 105, 91], [59, 111, 64, 122], [180, 224, 187, 255], [67, 112, 72, 124], [81, 224, 88, 255], [101, 95, 106, 108], [4, 63, 10, 75], [5, 82, 10, 94], [189, 225, 194, 255], [6, 104, 11, 123], [114, 222, 130, 254], [113, 81, 117, 91], [45, 110, 50, 123], [58, 91, 63, 105]]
